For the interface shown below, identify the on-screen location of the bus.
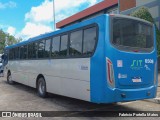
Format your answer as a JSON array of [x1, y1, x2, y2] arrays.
[[3, 14, 158, 103]]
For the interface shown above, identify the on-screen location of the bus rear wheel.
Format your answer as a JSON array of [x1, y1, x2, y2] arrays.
[[37, 77, 47, 98], [7, 72, 14, 84]]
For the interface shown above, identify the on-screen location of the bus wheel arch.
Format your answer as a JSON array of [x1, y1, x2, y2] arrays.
[[36, 74, 47, 98]]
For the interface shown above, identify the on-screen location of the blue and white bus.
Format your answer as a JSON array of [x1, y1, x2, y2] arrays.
[[3, 14, 158, 103]]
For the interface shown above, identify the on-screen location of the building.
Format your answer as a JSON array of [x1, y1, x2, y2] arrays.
[[120, 0, 160, 29], [56, 0, 160, 29], [56, 0, 118, 28]]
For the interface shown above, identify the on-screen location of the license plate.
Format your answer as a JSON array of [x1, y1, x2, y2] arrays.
[[132, 78, 142, 83]]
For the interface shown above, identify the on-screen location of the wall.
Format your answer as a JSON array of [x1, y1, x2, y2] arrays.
[[120, 0, 136, 11], [120, 0, 160, 29], [136, 0, 156, 6]]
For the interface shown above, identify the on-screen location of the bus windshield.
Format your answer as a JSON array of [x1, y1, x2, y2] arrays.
[[112, 17, 153, 52]]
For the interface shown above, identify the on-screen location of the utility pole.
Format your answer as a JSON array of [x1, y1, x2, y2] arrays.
[[53, 0, 56, 31], [118, 0, 120, 14]]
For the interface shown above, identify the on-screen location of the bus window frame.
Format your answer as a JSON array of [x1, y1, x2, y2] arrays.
[[7, 23, 99, 61]]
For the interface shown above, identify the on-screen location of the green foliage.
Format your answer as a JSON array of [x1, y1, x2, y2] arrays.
[[130, 7, 154, 23], [130, 7, 160, 56], [0, 30, 6, 54], [0, 29, 22, 53]]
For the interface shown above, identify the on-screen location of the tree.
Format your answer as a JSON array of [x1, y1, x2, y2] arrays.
[[0, 30, 7, 53], [0, 29, 22, 53], [130, 7, 160, 56]]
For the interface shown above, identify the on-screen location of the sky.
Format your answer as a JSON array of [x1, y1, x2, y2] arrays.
[[0, 0, 103, 40]]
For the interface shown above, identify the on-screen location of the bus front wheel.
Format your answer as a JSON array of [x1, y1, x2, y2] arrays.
[[7, 72, 14, 84], [37, 77, 47, 98]]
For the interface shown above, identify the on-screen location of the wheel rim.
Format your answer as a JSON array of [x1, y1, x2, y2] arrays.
[[39, 81, 45, 94]]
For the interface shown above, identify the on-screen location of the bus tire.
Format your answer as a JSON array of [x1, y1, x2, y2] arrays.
[[7, 72, 14, 84], [37, 77, 47, 98]]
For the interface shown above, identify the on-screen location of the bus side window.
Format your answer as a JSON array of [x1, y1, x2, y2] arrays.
[[44, 39, 51, 58], [28, 43, 38, 59], [60, 34, 68, 57], [9, 49, 14, 60], [83, 27, 97, 55], [13, 47, 19, 60], [28, 43, 32, 59], [14, 47, 20, 60], [38, 40, 45, 59], [20, 45, 27, 59], [51, 36, 60, 58], [69, 30, 83, 56], [24, 45, 28, 59], [20, 46, 23, 59]]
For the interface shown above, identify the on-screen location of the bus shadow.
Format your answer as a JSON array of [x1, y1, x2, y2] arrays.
[[4, 80, 37, 95], [4, 80, 139, 115]]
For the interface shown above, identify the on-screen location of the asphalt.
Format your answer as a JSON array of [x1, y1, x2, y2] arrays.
[[1, 72, 160, 104], [0, 76, 160, 119], [145, 86, 160, 104]]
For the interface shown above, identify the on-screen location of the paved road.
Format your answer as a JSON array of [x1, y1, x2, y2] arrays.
[[0, 77, 160, 120]]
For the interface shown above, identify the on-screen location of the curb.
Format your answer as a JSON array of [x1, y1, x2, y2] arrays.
[[144, 98, 160, 104]]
